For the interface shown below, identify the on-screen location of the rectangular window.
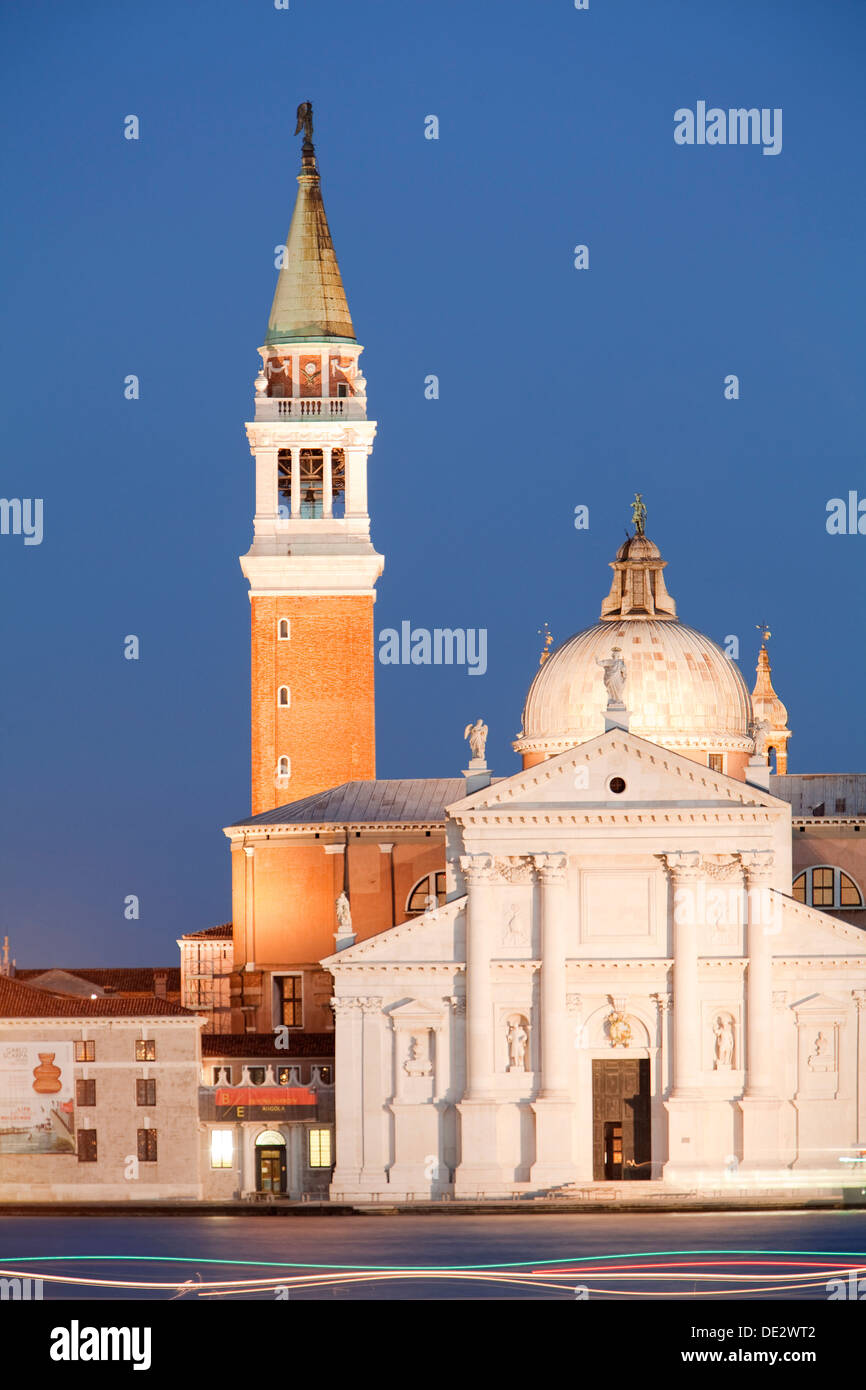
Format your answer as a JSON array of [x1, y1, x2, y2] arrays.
[[210, 1129, 234, 1169], [135, 1040, 156, 1061], [136, 1078, 156, 1106], [137, 1129, 158, 1163], [77, 1129, 97, 1163], [76, 1079, 96, 1107], [812, 866, 834, 906], [277, 975, 303, 1029], [74, 1040, 95, 1062], [836, 799, 847, 814], [308, 1128, 332, 1168], [708, 754, 724, 773]]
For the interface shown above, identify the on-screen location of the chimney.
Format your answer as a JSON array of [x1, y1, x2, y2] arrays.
[[153, 969, 168, 999]]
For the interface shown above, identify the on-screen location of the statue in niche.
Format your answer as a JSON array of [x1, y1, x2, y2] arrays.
[[464, 718, 488, 762], [713, 1015, 735, 1070], [506, 1017, 529, 1071], [608, 1010, 632, 1048], [335, 891, 352, 933], [808, 1031, 834, 1072], [403, 1034, 432, 1076], [596, 648, 627, 706]]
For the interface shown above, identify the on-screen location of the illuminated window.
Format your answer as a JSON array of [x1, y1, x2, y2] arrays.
[[277, 975, 303, 1028], [76, 1079, 96, 1107], [792, 866, 864, 909], [75, 1040, 95, 1062], [137, 1129, 158, 1163], [277, 686, 290, 708], [210, 1130, 233, 1169], [406, 871, 447, 915], [136, 1079, 156, 1106], [309, 1128, 332, 1168], [278, 619, 290, 640], [135, 1040, 156, 1061]]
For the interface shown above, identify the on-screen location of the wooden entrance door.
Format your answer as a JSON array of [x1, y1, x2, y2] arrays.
[[592, 1059, 651, 1180], [256, 1146, 287, 1193]]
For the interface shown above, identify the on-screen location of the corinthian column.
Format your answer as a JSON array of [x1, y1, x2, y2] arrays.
[[535, 853, 570, 1098], [740, 851, 777, 1098], [460, 854, 499, 1099], [737, 850, 781, 1169], [659, 851, 702, 1097], [455, 853, 532, 1197], [530, 851, 577, 1189]]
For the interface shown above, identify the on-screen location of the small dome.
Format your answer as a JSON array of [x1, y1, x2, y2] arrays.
[[615, 534, 661, 563]]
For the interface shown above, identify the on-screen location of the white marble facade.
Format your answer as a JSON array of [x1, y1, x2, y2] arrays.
[[325, 730, 866, 1199]]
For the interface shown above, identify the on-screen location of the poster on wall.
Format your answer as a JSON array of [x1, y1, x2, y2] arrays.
[[0, 1042, 75, 1154]]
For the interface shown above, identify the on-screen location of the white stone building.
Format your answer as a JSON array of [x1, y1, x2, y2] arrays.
[[326, 532, 866, 1200]]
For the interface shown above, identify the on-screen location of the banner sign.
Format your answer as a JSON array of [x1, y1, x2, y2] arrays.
[[0, 1042, 75, 1154], [214, 1086, 317, 1122]]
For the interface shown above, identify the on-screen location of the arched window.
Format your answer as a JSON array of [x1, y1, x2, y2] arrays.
[[277, 686, 290, 707], [406, 871, 446, 915], [277, 618, 290, 640], [276, 756, 290, 782], [792, 866, 864, 909]]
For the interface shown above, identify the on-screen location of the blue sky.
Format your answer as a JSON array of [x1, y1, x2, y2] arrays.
[[1, 0, 864, 966]]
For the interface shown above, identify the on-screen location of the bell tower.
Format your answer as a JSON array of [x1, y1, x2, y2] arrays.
[[242, 106, 384, 815]]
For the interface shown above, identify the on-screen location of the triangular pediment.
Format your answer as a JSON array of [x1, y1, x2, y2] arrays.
[[772, 892, 866, 957], [321, 895, 466, 968], [448, 730, 789, 819], [793, 991, 850, 1015]]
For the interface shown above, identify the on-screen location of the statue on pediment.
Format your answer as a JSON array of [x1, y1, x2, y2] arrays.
[[597, 648, 627, 706]]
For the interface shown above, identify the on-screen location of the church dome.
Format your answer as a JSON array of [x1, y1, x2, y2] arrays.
[[515, 522, 754, 759]]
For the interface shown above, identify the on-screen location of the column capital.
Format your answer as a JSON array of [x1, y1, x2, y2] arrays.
[[533, 852, 569, 884], [656, 850, 702, 881], [331, 995, 376, 1014], [737, 849, 775, 882], [459, 853, 535, 885], [651, 991, 672, 1014]]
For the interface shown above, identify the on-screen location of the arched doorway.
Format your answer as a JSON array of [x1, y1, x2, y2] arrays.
[[255, 1130, 287, 1194]]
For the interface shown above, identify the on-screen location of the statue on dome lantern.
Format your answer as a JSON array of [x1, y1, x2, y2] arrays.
[[631, 492, 647, 536]]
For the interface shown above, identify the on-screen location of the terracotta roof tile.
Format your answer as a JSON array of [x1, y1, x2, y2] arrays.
[[0, 976, 196, 1019]]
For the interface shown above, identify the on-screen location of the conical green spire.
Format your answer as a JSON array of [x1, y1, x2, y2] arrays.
[[266, 125, 355, 346]]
